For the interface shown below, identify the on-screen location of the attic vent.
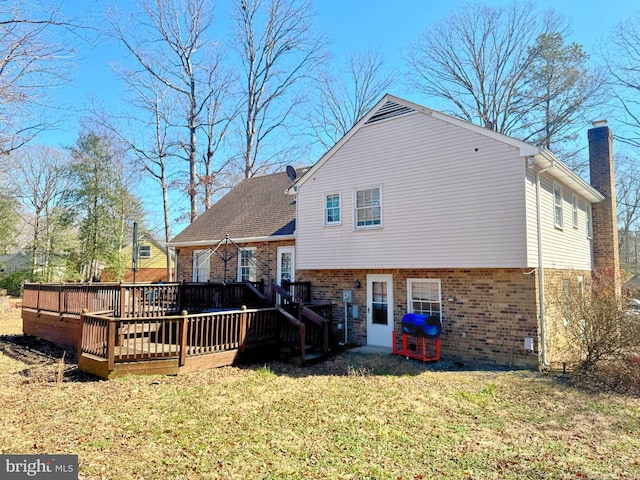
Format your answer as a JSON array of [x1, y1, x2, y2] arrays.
[[365, 101, 415, 124]]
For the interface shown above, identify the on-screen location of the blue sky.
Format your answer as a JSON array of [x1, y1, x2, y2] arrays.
[[37, 0, 640, 233], [47, 0, 637, 144]]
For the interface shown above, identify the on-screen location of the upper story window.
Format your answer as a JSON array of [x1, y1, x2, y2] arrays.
[[355, 186, 381, 228], [139, 245, 151, 258], [553, 182, 563, 229], [586, 203, 593, 239], [238, 248, 257, 282], [325, 193, 340, 225], [572, 194, 579, 229]]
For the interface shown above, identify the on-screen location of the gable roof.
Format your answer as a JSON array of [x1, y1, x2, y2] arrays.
[[289, 94, 603, 203], [169, 170, 300, 247]]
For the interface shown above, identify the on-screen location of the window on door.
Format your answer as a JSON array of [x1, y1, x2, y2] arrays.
[[407, 279, 441, 319], [371, 280, 389, 324], [238, 248, 257, 282]]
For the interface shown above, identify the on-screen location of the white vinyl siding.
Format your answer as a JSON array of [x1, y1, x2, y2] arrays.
[[324, 192, 340, 225], [296, 112, 529, 269], [525, 167, 593, 270], [553, 182, 564, 229]]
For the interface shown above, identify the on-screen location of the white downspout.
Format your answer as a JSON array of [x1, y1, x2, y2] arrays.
[[531, 157, 554, 368]]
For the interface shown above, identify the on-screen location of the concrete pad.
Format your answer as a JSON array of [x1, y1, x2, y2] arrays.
[[347, 345, 392, 355]]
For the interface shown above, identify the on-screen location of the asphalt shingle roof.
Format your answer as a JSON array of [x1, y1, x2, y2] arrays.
[[170, 170, 298, 245]]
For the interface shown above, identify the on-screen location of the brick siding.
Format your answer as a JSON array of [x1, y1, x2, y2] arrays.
[[297, 268, 541, 368]]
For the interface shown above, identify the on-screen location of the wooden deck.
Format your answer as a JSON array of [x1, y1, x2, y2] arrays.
[[21, 281, 332, 378]]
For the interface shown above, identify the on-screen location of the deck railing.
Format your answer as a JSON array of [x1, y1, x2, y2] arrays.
[[80, 307, 284, 368], [22, 281, 267, 318]]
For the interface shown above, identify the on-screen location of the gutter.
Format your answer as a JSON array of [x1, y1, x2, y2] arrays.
[[529, 154, 554, 368], [167, 234, 296, 248]]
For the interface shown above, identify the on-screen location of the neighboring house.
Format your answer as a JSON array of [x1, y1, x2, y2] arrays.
[[170, 94, 619, 370], [103, 237, 174, 283], [169, 170, 301, 287], [0, 252, 30, 275]]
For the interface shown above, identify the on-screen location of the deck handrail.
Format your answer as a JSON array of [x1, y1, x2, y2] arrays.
[[80, 307, 286, 368], [300, 305, 330, 353], [276, 307, 306, 364], [23, 281, 267, 318]]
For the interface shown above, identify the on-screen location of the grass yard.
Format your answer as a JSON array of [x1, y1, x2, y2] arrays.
[[1, 308, 639, 479]]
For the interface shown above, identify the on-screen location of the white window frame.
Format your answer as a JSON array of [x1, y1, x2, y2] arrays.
[[138, 245, 152, 259], [324, 192, 341, 226], [192, 249, 210, 282], [406, 279, 442, 320], [237, 247, 257, 282], [354, 185, 382, 229], [553, 182, 564, 229], [586, 203, 593, 239], [572, 194, 579, 229]]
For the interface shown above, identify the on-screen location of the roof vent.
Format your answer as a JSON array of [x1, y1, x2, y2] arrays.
[[365, 101, 415, 124]]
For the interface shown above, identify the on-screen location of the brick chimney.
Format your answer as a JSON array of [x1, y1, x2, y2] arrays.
[[588, 121, 619, 276]]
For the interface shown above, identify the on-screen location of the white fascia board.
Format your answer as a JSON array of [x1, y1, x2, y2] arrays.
[[168, 234, 295, 248], [532, 149, 604, 203]]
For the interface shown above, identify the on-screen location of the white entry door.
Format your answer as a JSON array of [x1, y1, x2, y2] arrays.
[[277, 246, 295, 283], [366, 274, 394, 347]]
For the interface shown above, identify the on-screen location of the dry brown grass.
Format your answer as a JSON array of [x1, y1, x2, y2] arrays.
[[1, 308, 640, 479]]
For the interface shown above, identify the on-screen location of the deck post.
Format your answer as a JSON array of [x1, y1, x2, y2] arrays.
[[299, 323, 306, 365], [79, 308, 87, 355], [107, 316, 116, 371], [240, 306, 247, 352], [179, 310, 188, 366], [119, 283, 125, 318]]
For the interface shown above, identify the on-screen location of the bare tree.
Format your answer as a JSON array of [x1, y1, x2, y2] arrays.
[[233, 0, 327, 178], [0, 1, 77, 155], [405, 2, 570, 137], [8, 146, 72, 279], [604, 11, 640, 149], [305, 49, 394, 150], [198, 53, 240, 210], [91, 76, 178, 280], [109, 0, 223, 223]]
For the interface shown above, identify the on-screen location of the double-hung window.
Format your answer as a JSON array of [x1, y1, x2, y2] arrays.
[[407, 279, 441, 320], [586, 203, 593, 239], [325, 193, 340, 225], [355, 186, 381, 228], [238, 248, 257, 282], [553, 182, 564, 229], [572, 194, 579, 228], [193, 249, 210, 282], [139, 245, 151, 258]]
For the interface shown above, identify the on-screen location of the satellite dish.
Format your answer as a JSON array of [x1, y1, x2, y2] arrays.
[[286, 165, 297, 182]]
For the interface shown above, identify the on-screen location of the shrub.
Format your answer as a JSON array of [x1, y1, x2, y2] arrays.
[[0, 269, 42, 296], [549, 268, 640, 371]]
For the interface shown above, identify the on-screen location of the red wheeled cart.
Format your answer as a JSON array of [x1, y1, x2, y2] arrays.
[[392, 313, 441, 362], [392, 331, 440, 362]]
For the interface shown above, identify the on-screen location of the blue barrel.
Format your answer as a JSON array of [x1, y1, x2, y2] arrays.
[[401, 313, 441, 339]]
